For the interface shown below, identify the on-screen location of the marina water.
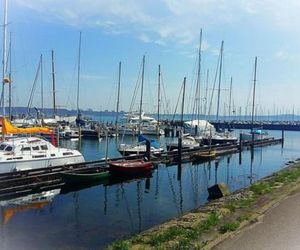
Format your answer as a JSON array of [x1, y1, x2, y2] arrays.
[[0, 128, 299, 249]]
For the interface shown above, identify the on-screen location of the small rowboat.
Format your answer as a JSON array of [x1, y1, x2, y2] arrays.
[[61, 167, 110, 184], [108, 159, 153, 175], [191, 150, 217, 162]]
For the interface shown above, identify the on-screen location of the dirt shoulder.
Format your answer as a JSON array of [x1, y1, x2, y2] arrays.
[[108, 160, 300, 250]]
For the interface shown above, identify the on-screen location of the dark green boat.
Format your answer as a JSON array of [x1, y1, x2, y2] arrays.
[[61, 167, 110, 184]]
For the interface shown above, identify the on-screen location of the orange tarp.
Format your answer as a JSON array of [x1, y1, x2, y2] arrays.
[[0, 117, 51, 135]]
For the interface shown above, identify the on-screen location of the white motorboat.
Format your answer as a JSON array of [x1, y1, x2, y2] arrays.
[[241, 129, 271, 142], [118, 135, 164, 156], [118, 143, 164, 156], [0, 117, 85, 173], [0, 137, 85, 173], [166, 134, 200, 151]]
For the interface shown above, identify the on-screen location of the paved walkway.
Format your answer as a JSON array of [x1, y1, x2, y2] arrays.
[[214, 190, 300, 250]]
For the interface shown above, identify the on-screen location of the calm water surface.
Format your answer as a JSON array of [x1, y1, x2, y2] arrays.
[[0, 130, 299, 249]]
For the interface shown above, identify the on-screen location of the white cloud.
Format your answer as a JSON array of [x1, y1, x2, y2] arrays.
[[14, 0, 300, 57], [138, 33, 151, 43]]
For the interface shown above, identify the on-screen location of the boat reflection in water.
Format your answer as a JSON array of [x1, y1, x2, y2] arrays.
[[0, 189, 61, 225]]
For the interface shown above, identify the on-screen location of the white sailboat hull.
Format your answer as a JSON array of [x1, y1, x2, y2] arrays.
[[0, 155, 85, 174]]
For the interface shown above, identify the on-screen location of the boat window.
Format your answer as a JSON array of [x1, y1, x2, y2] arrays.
[[5, 146, 13, 152], [21, 147, 31, 151], [63, 152, 73, 156], [51, 153, 56, 157], [0, 144, 6, 150], [32, 146, 40, 151], [41, 145, 48, 150]]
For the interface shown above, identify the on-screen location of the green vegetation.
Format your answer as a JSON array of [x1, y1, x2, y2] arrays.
[[107, 164, 300, 250], [110, 240, 129, 250], [147, 213, 219, 247], [219, 222, 240, 234], [237, 214, 250, 223], [250, 182, 272, 195]]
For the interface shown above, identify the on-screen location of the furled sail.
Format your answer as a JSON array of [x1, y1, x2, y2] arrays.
[[0, 117, 51, 135]]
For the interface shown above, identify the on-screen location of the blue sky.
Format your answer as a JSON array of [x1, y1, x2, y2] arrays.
[[2, 0, 300, 115]]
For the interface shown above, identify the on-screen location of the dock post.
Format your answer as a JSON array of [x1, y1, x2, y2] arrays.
[[145, 140, 151, 161], [178, 134, 182, 163], [281, 129, 284, 148], [239, 133, 243, 151], [214, 160, 219, 184]]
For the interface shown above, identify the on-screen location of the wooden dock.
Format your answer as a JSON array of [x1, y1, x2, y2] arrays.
[[0, 137, 283, 199]]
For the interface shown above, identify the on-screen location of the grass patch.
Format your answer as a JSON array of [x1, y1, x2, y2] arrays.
[[219, 222, 240, 234], [147, 213, 219, 247], [250, 182, 272, 195], [148, 226, 185, 246], [109, 240, 129, 250], [237, 214, 250, 222]]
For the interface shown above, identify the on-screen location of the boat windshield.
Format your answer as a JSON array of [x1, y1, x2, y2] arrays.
[[0, 144, 13, 151], [0, 144, 6, 151]]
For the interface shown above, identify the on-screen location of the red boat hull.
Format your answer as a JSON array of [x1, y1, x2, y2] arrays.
[[108, 160, 153, 175]]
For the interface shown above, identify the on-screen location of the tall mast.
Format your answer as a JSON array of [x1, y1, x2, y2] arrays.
[[228, 76, 232, 121], [196, 29, 202, 124], [2, 0, 8, 116], [204, 69, 209, 116], [115, 61, 121, 135], [8, 32, 12, 120], [40, 54, 44, 113], [157, 64, 161, 135], [251, 56, 258, 131], [77, 31, 82, 116], [216, 40, 224, 122], [138, 55, 145, 135], [181, 77, 186, 126], [51, 50, 57, 116]]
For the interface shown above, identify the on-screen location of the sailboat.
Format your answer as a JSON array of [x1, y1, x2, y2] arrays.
[[117, 56, 163, 155], [166, 77, 201, 151], [241, 57, 271, 142], [202, 41, 237, 145]]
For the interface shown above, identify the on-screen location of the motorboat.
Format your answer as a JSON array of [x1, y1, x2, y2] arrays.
[[0, 137, 85, 173], [241, 129, 272, 142], [166, 134, 200, 151], [0, 117, 85, 173], [118, 135, 164, 156], [201, 132, 238, 145]]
